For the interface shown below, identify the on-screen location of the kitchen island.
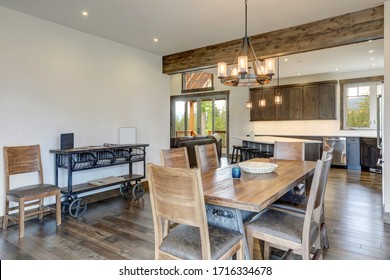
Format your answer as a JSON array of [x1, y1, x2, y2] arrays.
[[234, 136, 322, 161]]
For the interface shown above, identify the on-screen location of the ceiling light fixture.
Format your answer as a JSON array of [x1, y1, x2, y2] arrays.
[[153, 38, 159, 42], [274, 57, 282, 105], [259, 86, 266, 108], [81, 10, 88, 16], [217, 0, 275, 87]]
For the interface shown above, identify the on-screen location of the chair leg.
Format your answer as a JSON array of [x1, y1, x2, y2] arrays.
[[246, 230, 255, 260], [3, 200, 10, 230], [18, 198, 25, 238], [38, 198, 44, 219], [264, 242, 270, 259], [321, 223, 329, 249], [56, 192, 62, 226], [236, 239, 245, 260]]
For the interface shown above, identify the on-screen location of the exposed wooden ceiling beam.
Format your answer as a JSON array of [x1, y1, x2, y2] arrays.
[[163, 5, 384, 75]]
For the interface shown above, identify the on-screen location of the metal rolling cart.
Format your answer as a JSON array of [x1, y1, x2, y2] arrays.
[[50, 143, 149, 218]]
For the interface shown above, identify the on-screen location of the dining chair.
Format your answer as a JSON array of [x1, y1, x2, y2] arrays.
[[195, 143, 220, 173], [273, 141, 306, 194], [246, 156, 332, 260], [159, 147, 190, 235], [269, 148, 334, 249], [160, 147, 190, 168], [3, 145, 62, 238], [273, 141, 305, 161], [147, 163, 244, 260]]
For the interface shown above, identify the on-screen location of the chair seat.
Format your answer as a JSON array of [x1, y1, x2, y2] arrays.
[[247, 209, 318, 244], [271, 193, 307, 214], [160, 224, 243, 260], [8, 184, 60, 199]]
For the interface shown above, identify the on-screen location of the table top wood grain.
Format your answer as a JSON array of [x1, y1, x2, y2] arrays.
[[202, 158, 316, 212]]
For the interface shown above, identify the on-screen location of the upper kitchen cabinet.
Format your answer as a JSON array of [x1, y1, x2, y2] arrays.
[[250, 87, 275, 121], [274, 86, 303, 120], [249, 80, 337, 121], [303, 81, 337, 120]]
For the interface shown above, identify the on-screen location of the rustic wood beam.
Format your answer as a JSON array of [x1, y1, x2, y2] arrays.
[[163, 5, 384, 74]]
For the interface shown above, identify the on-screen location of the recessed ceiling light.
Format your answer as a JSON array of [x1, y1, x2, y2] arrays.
[[372, 63, 376, 67], [368, 40, 373, 43], [335, 68, 339, 71], [370, 57, 375, 60], [284, 58, 288, 62], [153, 38, 159, 42], [368, 50, 375, 53], [297, 73, 301, 76], [82, 10, 88, 16]]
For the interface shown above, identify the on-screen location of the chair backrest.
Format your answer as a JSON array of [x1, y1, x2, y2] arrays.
[[195, 143, 219, 173], [147, 164, 211, 258], [3, 145, 44, 192], [302, 157, 332, 247], [160, 147, 190, 168], [273, 141, 305, 161]]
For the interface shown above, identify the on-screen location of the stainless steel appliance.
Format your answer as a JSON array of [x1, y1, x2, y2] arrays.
[[323, 137, 347, 167]]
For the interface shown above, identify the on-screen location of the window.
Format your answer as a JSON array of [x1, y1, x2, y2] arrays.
[[182, 71, 214, 93], [340, 76, 383, 130]]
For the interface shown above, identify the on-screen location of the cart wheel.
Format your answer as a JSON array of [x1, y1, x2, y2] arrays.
[[119, 183, 132, 197], [132, 183, 144, 199], [60, 195, 74, 213], [69, 198, 87, 218]]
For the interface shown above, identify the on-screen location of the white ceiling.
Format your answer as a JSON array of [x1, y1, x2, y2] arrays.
[[0, 0, 384, 77]]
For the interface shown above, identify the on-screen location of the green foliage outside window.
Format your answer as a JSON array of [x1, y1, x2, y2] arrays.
[[346, 97, 370, 128]]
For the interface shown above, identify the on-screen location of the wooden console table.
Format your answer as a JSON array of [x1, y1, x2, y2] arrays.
[[50, 143, 149, 217]]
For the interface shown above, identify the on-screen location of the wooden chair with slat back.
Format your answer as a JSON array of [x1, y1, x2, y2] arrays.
[[147, 163, 244, 260], [273, 141, 305, 161], [246, 156, 332, 260], [160, 147, 190, 168], [269, 148, 334, 249], [160, 147, 190, 235], [194, 143, 219, 173], [3, 145, 61, 238]]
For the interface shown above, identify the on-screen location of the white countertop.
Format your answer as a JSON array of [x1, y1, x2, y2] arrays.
[[234, 136, 322, 144]]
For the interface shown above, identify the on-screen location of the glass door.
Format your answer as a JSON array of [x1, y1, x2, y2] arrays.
[[171, 92, 229, 156]]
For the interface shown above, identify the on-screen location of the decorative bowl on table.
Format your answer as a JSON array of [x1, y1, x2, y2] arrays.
[[238, 162, 278, 174]]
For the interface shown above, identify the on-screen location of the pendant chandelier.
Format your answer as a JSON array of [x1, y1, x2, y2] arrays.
[[217, 0, 275, 87]]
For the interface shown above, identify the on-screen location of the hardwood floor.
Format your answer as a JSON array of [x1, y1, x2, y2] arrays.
[[0, 168, 389, 260]]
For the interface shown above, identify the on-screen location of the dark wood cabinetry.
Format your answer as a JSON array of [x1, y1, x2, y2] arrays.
[[360, 137, 381, 172], [250, 88, 275, 121], [250, 80, 336, 121]]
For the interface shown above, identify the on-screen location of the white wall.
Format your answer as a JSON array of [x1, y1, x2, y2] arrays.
[[0, 7, 170, 213], [383, 0, 390, 215]]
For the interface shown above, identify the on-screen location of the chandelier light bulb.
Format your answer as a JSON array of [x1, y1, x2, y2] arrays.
[[238, 56, 248, 74], [218, 62, 227, 78], [231, 67, 239, 76]]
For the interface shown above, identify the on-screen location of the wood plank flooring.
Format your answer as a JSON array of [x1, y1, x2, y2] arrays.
[[0, 168, 389, 260]]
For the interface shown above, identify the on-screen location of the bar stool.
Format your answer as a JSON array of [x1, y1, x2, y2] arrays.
[[247, 148, 262, 159], [231, 145, 243, 164]]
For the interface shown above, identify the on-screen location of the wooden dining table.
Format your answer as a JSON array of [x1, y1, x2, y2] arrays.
[[201, 158, 317, 259]]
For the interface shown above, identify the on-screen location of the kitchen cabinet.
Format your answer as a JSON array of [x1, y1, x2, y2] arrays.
[[360, 137, 381, 173], [303, 82, 337, 120], [249, 80, 336, 121], [250, 88, 275, 121], [346, 137, 360, 170]]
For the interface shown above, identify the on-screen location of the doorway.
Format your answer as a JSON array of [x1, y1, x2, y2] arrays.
[[170, 91, 229, 156]]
